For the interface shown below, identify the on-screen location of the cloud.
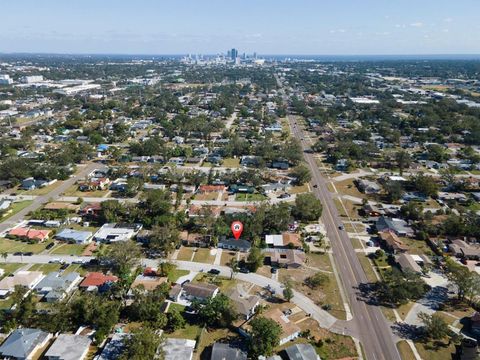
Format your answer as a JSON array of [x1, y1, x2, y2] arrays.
[[410, 22, 424, 27], [444, 17, 453, 23]]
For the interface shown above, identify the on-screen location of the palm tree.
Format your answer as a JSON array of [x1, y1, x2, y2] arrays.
[[1, 252, 7, 263], [227, 257, 239, 280]]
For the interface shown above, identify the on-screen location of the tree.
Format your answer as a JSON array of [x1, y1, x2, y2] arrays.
[[375, 269, 429, 306], [411, 173, 439, 198], [247, 246, 264, 272], [120, 327, 164, 360], [1, 252, 7, 262], [248, 317, 282, 357], [445, 259, 480, 302], [305, 272, 330, 289], [227, 257, 239, 280], [149, 223, 180, 256], [166, 309, 186, 333], [395, 150, 411, 176], [384, 180, 404, 202], [292, 193, 322, 221], [283, 281, 294, 302], [290, 164, 311, 185], [198, 294, 237, 328], [103, 241, 142, 278], [418, 312, 450, 341]]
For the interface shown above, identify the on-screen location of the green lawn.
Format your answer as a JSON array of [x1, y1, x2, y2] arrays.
[[49, 243, 87, 255], [356, 253, 378, 282], [167, 269, 189, 283], [0, 263, 25, 277], [192, 248, 215, 264], [168, 303, 186, 313], [0, 238, 52, 254], [20, 181, 63, 196], [235, 193, 268, 201], [29, 263, 62, 273], [397, 341, 416, 360], [222, 158, 240, 168], [176, 247, 195, 261], [0, 201, 33, 222], [289, 184, 310, 194], [415, 341, 456, 360], [165, 323, 202, 340], [63, 185, 108, 198]]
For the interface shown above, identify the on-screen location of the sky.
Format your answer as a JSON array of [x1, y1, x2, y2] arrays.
[[1, 0, 479, 55]]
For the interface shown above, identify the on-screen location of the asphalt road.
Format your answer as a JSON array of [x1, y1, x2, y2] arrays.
[[288, 115, 401, 360]]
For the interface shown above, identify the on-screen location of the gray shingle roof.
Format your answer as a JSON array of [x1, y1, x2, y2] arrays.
[[44, 334, 91, 360], [0, 328, 50, 359]]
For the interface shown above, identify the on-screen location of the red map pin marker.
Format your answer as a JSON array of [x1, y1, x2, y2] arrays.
[[231, 221, 243, 240]]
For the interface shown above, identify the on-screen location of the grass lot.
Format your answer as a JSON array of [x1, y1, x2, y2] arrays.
[[397, 341, 416, 360], [333, 198, 360, 219], [350, 238, 364, 250], [176, 247, 195, 261], [306, 253, 333, 272], [192, 248, 215, 264], [279, 265, 346, 320], [235, 193, 268, 201], [327, 182, 336, 193], [194, 274, 238, 293], [222, 158, 240, 168], [29, 263, 62, 273], [194, 193, 219, 201], [397, 302, 416, 321], [289, 184, 310, 194], [335, 178, 366, 199], [167, 269, 189, 283], [63, 185, 108, 198], [400, 237, 433, 256], [0, 238, 52, 254], [63, 264, 88, 276], [220, 251, 237, 266], [0, 201, 33, 222], [0, 263, 25, 277], [415, 341, 456, 360], [165, 322, 202, 340], [356, 254, 378, 283], [49, 243, 87, 255], [167, 303, 186, 313]]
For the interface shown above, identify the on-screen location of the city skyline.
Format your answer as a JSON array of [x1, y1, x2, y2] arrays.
[[1, 0, 479, 55]]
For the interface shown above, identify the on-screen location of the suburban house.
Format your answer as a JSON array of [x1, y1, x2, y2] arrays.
[[363, 203, 385, 217], [396, 253, 431, 274], [357, 179, 381, 194], [20, 177, 50, 190], [93, 223, 142, 243], [45, 334, 91, 360], [7, 227, 51, 242], [0, 271, 44, 298], [180, 282, 219, 302], [96, 333, 129, 360], [265, 233, 302, 249], [78, 177, 110, 191], [228, 289, 260, 320], [378, 230, 409, 254], [210, 342, 247, 360], [55, 228, 93, 244], [218, 238, 251, 252], [449, 239, 480, 260], [34, 271, 82, 302], [79, 272, 118, 291], [239, 308, 300, 346], [180, 231, 210, 248], [264, 249, 306, 268], [129, 274, 167, 293], [163, 338, 196, 360], [0, 328, 52, 360], [284, 343, 321, 360], [376, 216, 414, 237], [79, 202, 102, 219]]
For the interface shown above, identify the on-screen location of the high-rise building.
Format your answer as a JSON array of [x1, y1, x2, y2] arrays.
[[231, 48, 238, 60]]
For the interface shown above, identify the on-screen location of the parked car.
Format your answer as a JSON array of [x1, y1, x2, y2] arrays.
[[208, 269, 220, 275], [239, 268, 250, 274], [23, 252, 33, 256], [46, 242, 55, 250], [278, 193, 291, 199], [271, 267, 278, 274]]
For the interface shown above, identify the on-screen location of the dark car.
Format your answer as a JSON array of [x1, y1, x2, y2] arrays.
[[313, 184, 318, 188], [23, 252, 33, 256], [208, 269, 220, 275], [13, 252, 23, 256], [46, 242, 55, 250], [239, 268, 250, 274], [338, 225, 344, 230], [60, 263, 69, 270], [278, 193, 291, 199], [271, 267, 278, 274]]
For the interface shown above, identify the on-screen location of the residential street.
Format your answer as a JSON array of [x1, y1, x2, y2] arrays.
[[287, 114, 402, 360]]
